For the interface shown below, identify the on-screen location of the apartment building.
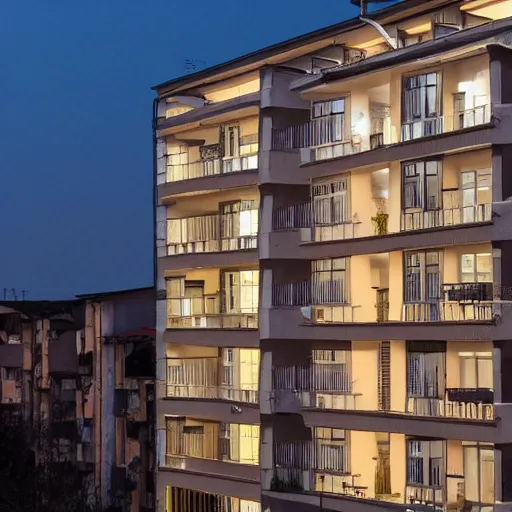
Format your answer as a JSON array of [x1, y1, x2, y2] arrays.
[[0, 287, 155, 512], [153, 1, 512, 511]]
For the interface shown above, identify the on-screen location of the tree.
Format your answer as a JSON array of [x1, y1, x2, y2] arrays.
[[0, 410, 97, 512]]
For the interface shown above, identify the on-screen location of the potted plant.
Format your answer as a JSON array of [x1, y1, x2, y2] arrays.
[[371, 198, 389, 235]]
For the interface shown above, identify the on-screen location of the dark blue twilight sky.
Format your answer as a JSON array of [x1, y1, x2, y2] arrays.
[[0, 0, 397, 300]]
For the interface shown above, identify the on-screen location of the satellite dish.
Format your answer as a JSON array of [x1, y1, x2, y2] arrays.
[[300, 306, 313, 321]]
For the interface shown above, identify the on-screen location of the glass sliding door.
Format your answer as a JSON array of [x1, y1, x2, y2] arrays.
[[402, 72, 442, 141]]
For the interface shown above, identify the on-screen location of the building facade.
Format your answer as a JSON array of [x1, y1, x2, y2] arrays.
[[153, 1, 512, 511], [0, 287, 155, 512]]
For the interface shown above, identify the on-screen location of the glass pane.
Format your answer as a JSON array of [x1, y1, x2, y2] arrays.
[[460, 357, 477, 388], [480, 449, 495, 503], [464, 447, 480, 502], [476, 254, 492, 274], [477, 358, 493, 389], [461, 254, 475, 277]]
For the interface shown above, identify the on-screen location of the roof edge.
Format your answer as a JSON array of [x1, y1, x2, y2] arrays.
[[151, 0, 447, 94]]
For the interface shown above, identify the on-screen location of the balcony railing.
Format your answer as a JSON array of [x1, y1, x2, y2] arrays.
[[167, 210, 258, 256], [166, 357, 258, 403], [274, 440, 349, 474], [272, 203, 312, 231], [273, 281, 511, 324], [272, 363, 358, 410], [271, 113, 391, 157], [167, 295, 258, 329], [166, 429, 259, 465], [407, 388, 494, 420], [271, 104, 491, 165], [401, 190, 492, 232], [165, 154, 259, 183], [401, 104, 491, 142]]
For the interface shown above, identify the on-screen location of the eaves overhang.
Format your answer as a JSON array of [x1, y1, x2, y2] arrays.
[[290, 16, 512, 92], [151, 0, 459, 96]]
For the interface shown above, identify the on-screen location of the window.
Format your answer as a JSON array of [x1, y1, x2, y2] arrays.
[[311, 98, 345, 147], [312, 179, 349, 226], [223, 125, 240, 158], [407, 343, 446, 398], [166, 144, 189, 182], [314, 427, 348, 473], [461, 253, 492, 283], [313, 350, 351, 393], [219, 200, 258, 249], [463, 443, 494, 505], [312, 258, 348, 304], [402, 160, 442, 211], [402, 72, 441, 140], [461, 170, 492, 223], [1, 367, 20, 381], [407, 440, 443, 487], [459, 352, 493, 389], [222, 270, 259, 314], [404, 251, 442, 302]]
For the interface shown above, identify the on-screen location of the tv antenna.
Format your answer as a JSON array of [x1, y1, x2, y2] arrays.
[[350, 0, 398, 49]]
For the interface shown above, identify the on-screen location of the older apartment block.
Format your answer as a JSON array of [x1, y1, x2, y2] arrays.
[[153, 1, 512, 511], [0, 287, 155, 512]]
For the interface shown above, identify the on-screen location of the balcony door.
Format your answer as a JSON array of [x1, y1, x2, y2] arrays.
[[407, 439, 445, 506], [222, 124, 241, 173], [402, 72, 442, 141], [407, 341, 446, 415], [404, 251, 442, 320], [222, 270, 259, 314], [461, 170, 491, 224], [402, 159, 442, 230], [219, 200, 258, 250]]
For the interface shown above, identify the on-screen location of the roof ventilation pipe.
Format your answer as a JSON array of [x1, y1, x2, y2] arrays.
[[350, 0, 398, 49]]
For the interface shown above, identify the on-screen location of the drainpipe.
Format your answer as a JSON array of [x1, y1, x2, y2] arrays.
[[352, 0, 398, 49], [152, 98, 158, 292]]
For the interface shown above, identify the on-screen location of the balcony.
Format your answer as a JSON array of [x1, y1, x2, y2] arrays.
[[407, 389, 494, 421], [271, 343, 495, 425], [166, 208, 258, 257], [157, 121, 260, 198], [271, 51, 492, 171], [271, 164, 493, 253], [165, 153, 258, 184], [165, 356, 258, 404], [263, 433, 495, 510], [164, 419, 260, 473], [166, 295, 258, 329]]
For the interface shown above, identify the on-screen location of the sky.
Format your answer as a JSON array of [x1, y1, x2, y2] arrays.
[[0, 0, 398, 300]]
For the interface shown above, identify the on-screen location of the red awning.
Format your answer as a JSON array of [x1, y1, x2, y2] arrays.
[[111, 328, 155, 339]]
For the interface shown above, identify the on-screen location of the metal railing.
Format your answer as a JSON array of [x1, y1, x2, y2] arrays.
[[166, 154, 259, 183], [402, 301, 498, 322], [167, 210, 258, 255], [272, 281, 311, 307], [401, 104, 491, 142], [273, 362, 358, 410], [272, 203, 359, 241], [271, 113, 391, 156], [166, 429, 260, 465], [165, 356, 258, 403], [272, 203, 312, 231], [166, 385, 258, 402], [274, 440, 349, 474], [401, 203, 492, 232], [406, 392, 494, 420], [166, 295, 258, 329]]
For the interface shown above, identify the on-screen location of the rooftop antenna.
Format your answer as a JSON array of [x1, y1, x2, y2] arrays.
[[350, 0, 398, 49]]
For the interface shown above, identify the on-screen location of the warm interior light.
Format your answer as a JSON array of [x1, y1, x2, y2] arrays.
[[404, 23, 432, 36]]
